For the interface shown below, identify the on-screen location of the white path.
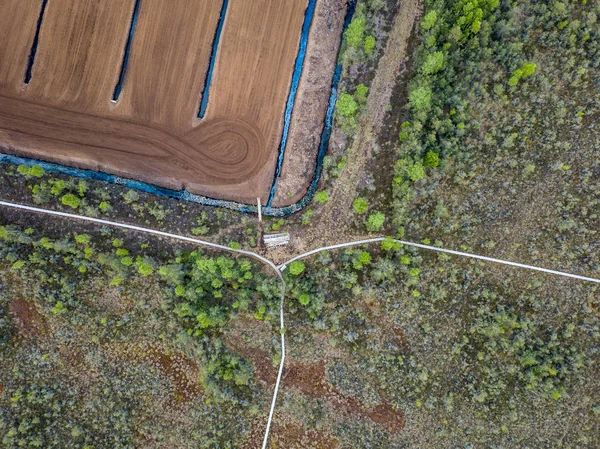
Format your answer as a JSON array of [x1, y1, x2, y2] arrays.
[[279, 237, 600, 284], [1, 199, 599, 449]]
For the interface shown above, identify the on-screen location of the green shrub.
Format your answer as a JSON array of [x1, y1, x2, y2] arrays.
[[16, 165, 45, 178], [421, 51, 444, 75], [354, 84, 369, 104], [422, 10, 437, 30], [408, 86, 432, 111], [288, 261, 305, 276], [353, 197, 369, 214], [407, 162, 425, 181], [122, 189, 140, 204], [314, 191, 328, 203], [358, 251, 371, 264], [423, 151, 440, 168], [138, 262, 153, 276], [301, 209, 314, 225], [337, 93, 359, 117], [346, 17, 366, 48], [299, 294, 310, 306], [381, 236, 401, 251], [50, 180, 66, 196], [366, 212, 385, 232], [98, 201, 111, 212], [509, 62, 537, 86], [75, 234, 90, 244], [364, 35, 376, 54], [61, 193, 81, 209]]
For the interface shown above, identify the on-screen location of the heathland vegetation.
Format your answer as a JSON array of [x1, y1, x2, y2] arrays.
[[390, 0, 600, 276], [1, 0, 600, 447], [0, 217, 281, 447]]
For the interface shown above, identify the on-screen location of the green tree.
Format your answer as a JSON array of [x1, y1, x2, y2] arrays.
[[61, 193, 81, 209], [346, 17, 366, 49], [423, 151, 440, 168], [422, 10, 437, 30], [314, 191, 329, 203], [409, 86, 432, 111], [421, 51, 444, 75], [289, 261, 305, 276], [366, 212, 385, 232], [337, 93, 359, 117], [364, 35, 376, 54], [407, 162, 425, 181], [354, 84, 370, 104], [353, 197, 369, 214], [17, 165, 45, 178], [299, 294, 310, 306]]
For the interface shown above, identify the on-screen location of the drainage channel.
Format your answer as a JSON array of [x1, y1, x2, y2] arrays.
[[112, 0, 142, 102], [24, 0, 50, 84], [3, 0, 358, 217], [197, 0, 229, 119]]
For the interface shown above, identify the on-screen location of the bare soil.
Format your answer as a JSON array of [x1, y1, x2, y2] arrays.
[[8, 297, 47, 338], [0, 0, 313, 204]]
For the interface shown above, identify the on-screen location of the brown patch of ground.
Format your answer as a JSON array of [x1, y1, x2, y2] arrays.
[[241, 416, 340, 449], [223, 315, 279, 385], [226, 330, 405, 433], [109, 343, 202, 404], [284, 360, 405, 433], [363, 292, 412, 352], [269, 423, 340, 449], [0, 0, 314, 203], [225, 334, 278, 386], [272, 0, 348, 206], [8, 297, 46, 338]]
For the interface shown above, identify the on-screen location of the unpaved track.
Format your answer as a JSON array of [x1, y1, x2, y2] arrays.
[[0, 0, 307, 203]]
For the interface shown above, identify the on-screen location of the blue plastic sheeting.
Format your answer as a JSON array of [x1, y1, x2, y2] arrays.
[[1, 1, 357, 217], [197, 0, 229, 119], [113, 0, 142, 101], [25, 0, 50, 84], [266, 0, 317, 206]]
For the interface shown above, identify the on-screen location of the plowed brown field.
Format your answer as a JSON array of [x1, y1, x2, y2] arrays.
[[0, 0, 307, 203]]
